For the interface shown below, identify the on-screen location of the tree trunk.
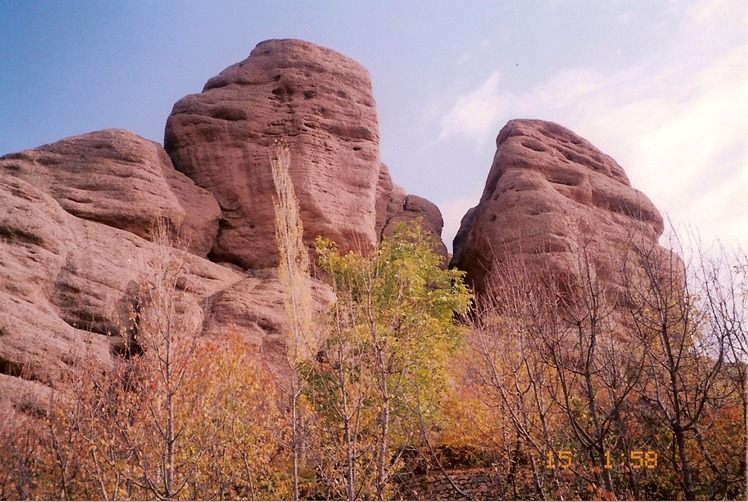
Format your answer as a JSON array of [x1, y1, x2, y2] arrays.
[[291, 383, 300, 501], [376, 401, 390, 501], [674, 427, 695, 500], [344, 416, 355, 501]]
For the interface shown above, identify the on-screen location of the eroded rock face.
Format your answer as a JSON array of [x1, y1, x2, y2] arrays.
[[0, 129, 221, 257], [165, 39, 385, 269], [0, 171, 334, 407], [0, 172, 239, 402], [0, 39, 447, 409], [165, 39, 446, 268], [375, 163, 407, 238], [200, 268, 336, 381], [382, 195, 449, 265], [451, 119, 664, 294], [374, 163, 448, 262]]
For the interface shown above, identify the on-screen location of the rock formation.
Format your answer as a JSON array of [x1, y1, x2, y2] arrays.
[[451, 119, 664, 294], [375, 163, 448, 263], [165, 38, 440, 269], [0, 39, 447, 409], [0, 41, 665, 413], [0, 129, 220, 256]]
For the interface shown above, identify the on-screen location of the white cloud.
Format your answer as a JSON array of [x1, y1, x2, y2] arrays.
[[457, 38, 493, 65], [435, 0, 748, 249], [437, 71, 503, 146]]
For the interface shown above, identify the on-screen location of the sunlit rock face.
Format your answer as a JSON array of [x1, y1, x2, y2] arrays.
[[167, 39, 373, 268], [165, 39, 446, 269], [0, 39, 449, 408], [0, 166, 239, 408], [0, 129, 220, 256], [451, 119, 664, 295]]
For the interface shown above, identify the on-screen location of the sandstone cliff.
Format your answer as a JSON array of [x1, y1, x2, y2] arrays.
[[450, 119, 664, 296], [0, 39, 447, 408], [164, 38, 445, 269]]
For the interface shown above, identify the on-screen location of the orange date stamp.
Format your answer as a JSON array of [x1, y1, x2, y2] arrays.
[[545, 450, 658, 470]]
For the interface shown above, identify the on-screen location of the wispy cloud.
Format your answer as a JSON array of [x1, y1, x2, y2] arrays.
[[457, 38, 492, 65], [437, 70, 503, 146]]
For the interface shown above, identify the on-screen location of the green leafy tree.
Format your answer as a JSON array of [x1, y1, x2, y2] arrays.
[[310, 223, 472, 500]]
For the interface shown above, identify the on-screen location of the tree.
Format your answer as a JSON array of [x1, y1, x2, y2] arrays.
[[178, 331, 289, 500], [695, 244, 747, 499], [109, 218, 207, 500], [270, 140, 316, 500], [625, 234, 745, 499], [311, 223, 472, 500], [625, 236, 715, 500], [30, 218, 289, 500], [0, 404, 44, 500], [466, 226, 654, 500], [467, 257, 567, 500], [465, 227, 746, 499]]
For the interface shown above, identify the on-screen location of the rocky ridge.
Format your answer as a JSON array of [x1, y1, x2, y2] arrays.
[[0, 39, 447, 408], [0, 41, 664, 412]]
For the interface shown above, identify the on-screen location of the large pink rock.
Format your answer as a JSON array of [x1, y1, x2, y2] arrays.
[[374, 163, 448, 262], [0, 172, 242, 402], [200, 268, 335, 381], [165, 39, 447, 268], [165, 39, 383, 269], [451, 119, 664, 294], [0, 129, 221, 257], [0, 170, 333, 408], [0, 39, 448, 410]]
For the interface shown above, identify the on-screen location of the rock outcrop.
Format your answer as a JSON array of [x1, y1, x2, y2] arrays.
[[165, 39, 440, 269], [0, 171, 231, 401], [451, 119, 663, 294], [4, 44, 665, 411], [0, 39, 448, 408], [0, 129, 221, 257], [0, 169, 335, 407]]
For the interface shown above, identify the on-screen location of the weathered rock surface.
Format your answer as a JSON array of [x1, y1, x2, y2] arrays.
[[165, 39, 445, 268], [0, 129, 221, 257], [0, 173, 238, 399], [0, 38, 449, 409], [451, 119, 664, 294], [375, 163, 407, 238], [0, 171, 334, 405], [165, 39, 382, 268], [200, 268, 335, 380], [382, 194, 449, 264], [374, 163, 448, 262]]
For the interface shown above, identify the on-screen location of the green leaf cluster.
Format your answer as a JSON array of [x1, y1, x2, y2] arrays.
[[309, 223, 472, 498]]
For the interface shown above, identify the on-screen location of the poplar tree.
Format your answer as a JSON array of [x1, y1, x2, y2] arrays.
[[270, 140, 314, 499]]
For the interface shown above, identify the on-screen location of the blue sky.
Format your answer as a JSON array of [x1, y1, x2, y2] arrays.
[[1, 0, 746, 251]]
